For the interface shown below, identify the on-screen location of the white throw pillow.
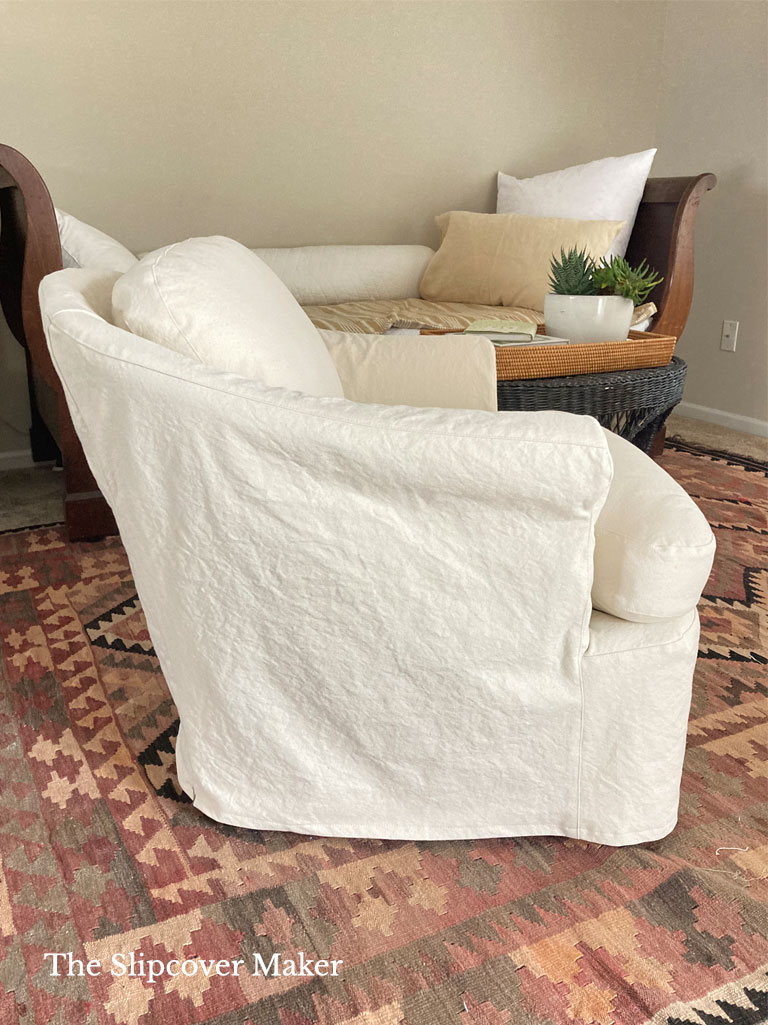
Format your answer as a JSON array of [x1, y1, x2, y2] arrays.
[[593, 429, 715, 622], [55, 208, 138, 273], [496, 149, 656, 260], [112, 236, 344, 398]]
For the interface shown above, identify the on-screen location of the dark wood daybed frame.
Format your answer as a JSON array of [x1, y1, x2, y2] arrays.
[[0, 142, 716, 542]]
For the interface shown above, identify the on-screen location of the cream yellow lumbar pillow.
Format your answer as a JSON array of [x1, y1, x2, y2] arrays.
[[420, 212, 623, 312]]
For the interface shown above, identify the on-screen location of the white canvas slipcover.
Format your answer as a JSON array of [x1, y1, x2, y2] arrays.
[[40, 268, 702, 845]]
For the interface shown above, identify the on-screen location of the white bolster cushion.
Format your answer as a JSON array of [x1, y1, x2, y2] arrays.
[[112, 236, 344, 398], [593, 429, 715, 622], [319, 330, 498, 411], [253, 245, 435, 305]]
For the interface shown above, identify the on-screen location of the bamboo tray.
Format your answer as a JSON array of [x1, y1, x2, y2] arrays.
[[420, 328, 677, 381]]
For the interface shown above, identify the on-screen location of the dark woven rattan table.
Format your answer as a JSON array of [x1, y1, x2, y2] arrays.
[[497, 356, 687, 455]]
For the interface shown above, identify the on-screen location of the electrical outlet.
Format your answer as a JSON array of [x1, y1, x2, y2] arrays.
[[720, 320, 739, 351]]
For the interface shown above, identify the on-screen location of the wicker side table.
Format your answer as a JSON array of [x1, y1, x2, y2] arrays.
[[497, 356, 687, 455]]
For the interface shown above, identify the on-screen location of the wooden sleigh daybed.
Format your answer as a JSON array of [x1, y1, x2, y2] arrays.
[[0, 142, 716, 541]]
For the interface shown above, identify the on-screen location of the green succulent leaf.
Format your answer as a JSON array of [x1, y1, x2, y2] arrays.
[[548, 249, 663, 305], [592, 255, 663, 305], [548, 247, 598, 296]]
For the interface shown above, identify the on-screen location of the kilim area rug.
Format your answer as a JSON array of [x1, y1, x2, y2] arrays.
[[0, 442, 765, 1025]]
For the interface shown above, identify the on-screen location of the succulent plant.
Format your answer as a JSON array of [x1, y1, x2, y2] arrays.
[[548, 247, 599, 296], [592, 256, 663, 306]]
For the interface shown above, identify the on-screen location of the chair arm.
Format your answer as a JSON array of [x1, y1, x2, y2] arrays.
[[319, 329, 498, 411], [593, 429, 715, 623], [42, 270, 614, 694]]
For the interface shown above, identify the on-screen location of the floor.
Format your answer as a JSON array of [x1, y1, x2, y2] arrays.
[[0, 464, 66, 532], [0, 416, 765, 533], [665, 412, 768, 462]]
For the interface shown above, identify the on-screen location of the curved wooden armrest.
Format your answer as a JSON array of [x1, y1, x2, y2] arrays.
[[626, 173, 717, 341], [0, 144, 117, 539], [0, 143, 63, 391]]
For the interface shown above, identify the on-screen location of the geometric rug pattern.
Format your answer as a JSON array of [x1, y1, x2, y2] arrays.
[[0, 442, 765, 1025]]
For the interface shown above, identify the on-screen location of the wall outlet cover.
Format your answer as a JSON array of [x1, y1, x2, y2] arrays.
[[720, 320, 739, 351]]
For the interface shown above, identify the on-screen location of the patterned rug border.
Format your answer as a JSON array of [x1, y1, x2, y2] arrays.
[[667, 437, 768, 474], [0, 520, 65, 536]]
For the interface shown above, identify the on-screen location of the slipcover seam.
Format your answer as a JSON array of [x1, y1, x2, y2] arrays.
[[584, 610, 698, 657], [148, 244, 209, 365], [597, 527, 716, 551], [576, 483, 609, 842]]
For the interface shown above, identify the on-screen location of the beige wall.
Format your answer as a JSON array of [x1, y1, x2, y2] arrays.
[[0, 0, 665, 248], [654, 0, 768, 428], [1, 0, 765, 458]]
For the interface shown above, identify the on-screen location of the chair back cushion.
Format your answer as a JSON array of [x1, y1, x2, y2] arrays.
[[112, 236, 344, 397]]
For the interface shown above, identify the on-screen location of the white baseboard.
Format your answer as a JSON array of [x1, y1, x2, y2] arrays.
[[0, 448, 35, 471], [675, 402, 768, 439]]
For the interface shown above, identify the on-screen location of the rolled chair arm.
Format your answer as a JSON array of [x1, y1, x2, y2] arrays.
[[593, 428, 715, 622]]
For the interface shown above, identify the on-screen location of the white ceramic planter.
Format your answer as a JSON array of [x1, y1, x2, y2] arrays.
[[544, 294, 634, 343]]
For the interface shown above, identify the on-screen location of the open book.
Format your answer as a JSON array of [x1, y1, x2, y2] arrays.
[[463, 319, 570, 346]]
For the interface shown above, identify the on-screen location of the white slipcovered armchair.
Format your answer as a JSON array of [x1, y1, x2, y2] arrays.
[[39, 237, 715, 846]]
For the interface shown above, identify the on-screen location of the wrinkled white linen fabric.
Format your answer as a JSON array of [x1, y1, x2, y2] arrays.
[[319, 329, 498, 411], [40, 268, 702, 844], [580, 609, 699, 843], [253, 245, 435, 305]]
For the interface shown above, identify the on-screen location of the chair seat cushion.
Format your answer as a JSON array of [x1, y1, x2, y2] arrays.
[[112, 236, 344, 398], [594, 430, 715, 622]]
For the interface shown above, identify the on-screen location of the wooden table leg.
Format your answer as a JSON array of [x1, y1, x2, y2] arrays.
[[649, 425, 667, 461]]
